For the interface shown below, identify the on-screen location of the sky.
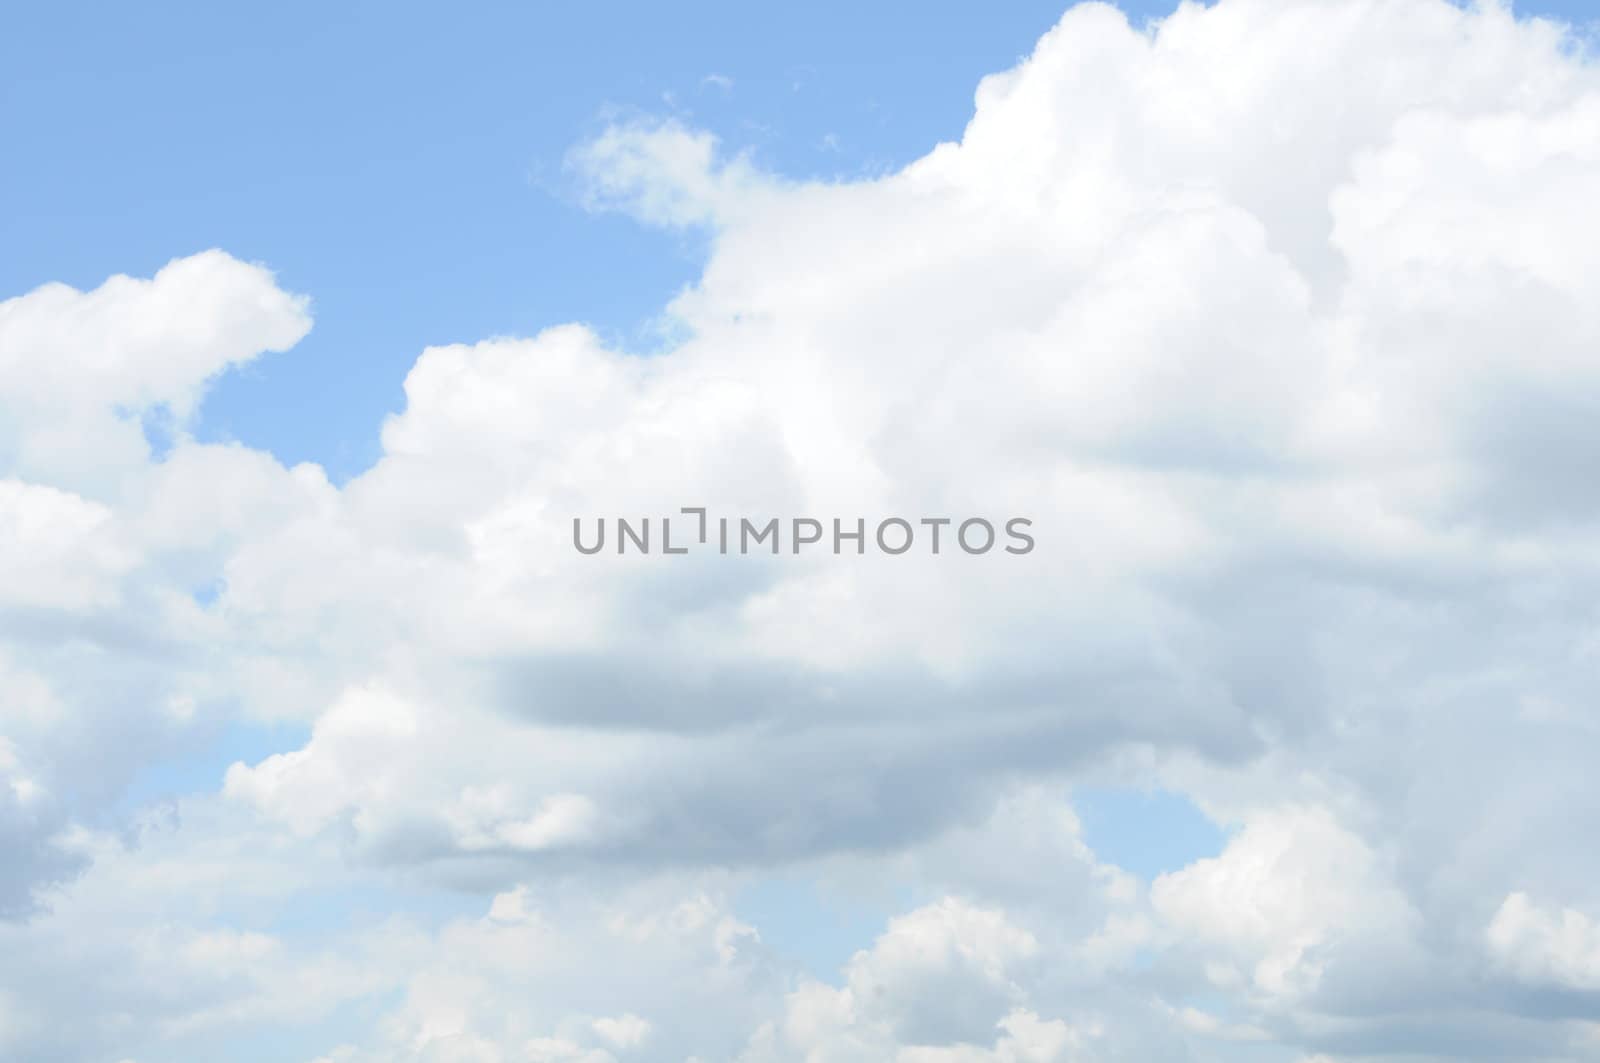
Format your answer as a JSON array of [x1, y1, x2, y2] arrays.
[[8, 0, 1585, 481], [6, 0, 1104, 479], [4, 1, 1600, 1062], [7, 0, 1231, 901]]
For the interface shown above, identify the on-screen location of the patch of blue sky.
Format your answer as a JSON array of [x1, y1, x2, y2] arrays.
[[114, 718, 311, 812], [735, 873, 923, 979], [1074, 785, 1227, 880]]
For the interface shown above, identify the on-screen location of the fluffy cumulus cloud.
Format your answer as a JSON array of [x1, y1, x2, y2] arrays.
[[1489, 893, 1600, 992], [4, 0, 1600, 1060]]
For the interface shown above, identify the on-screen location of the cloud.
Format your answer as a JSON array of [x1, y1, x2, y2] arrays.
[[0, 251, 321, 921], [0, 250, 310, 491], [1150, 806, 1420, 1006], [591, 1013, 651, 1050], [566, 120, 769, 228], [734, 899, 1089, 1063], [0, 736, 83, 919], [1487, 892, 1600, 992], [3, 1, 1600, 1061]]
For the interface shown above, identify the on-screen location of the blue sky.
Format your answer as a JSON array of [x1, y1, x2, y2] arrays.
[[5, 0, 1085, 478], [7, 0, 1584, 482]]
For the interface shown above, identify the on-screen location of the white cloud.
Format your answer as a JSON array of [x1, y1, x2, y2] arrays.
[[1151, 806, 1419, 1005], [735, 899, 1095, 1063], [590, 1013, 651, 1049], [1487, 892, 1600, 991], [567, 121, 769, 228], [0, 250, 310, 491], [3, 1, 1600, 1061]]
